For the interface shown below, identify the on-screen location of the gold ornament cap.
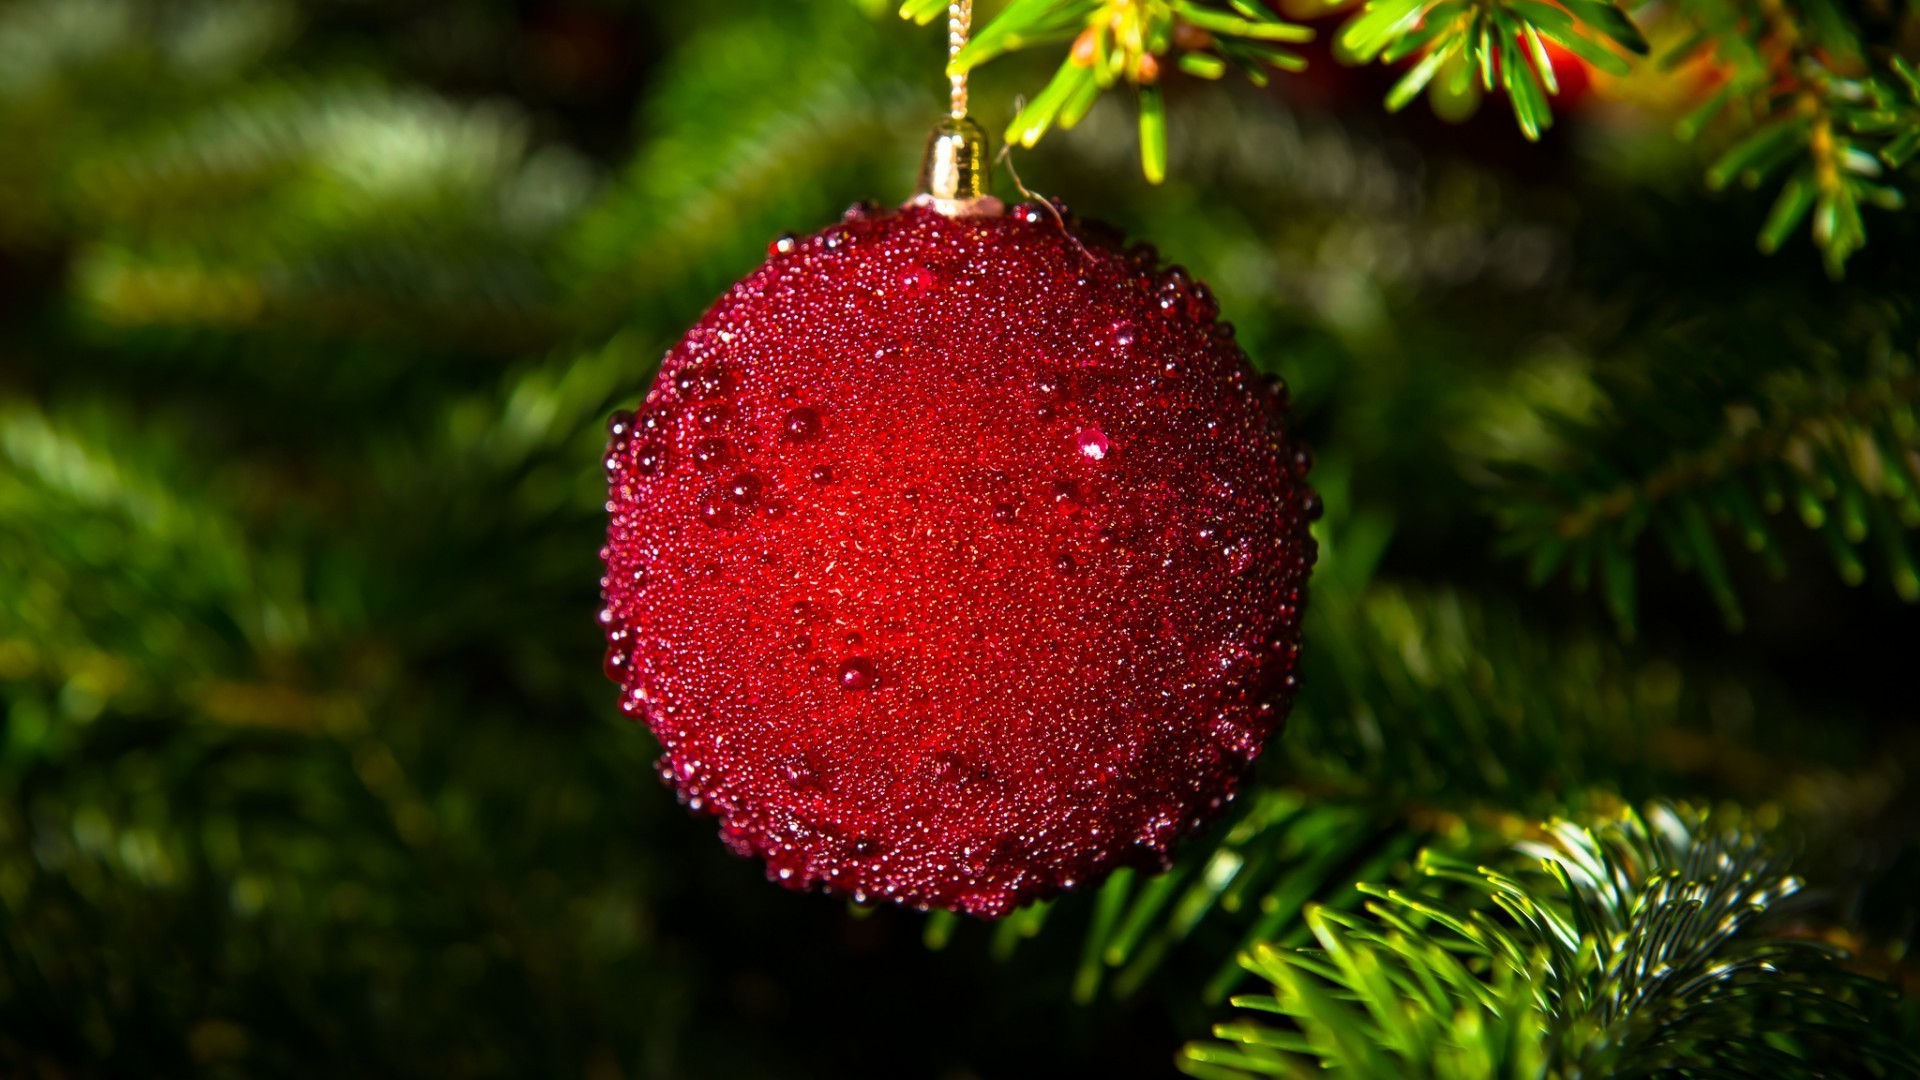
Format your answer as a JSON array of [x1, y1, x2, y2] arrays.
[[912, 115, 1004, 218]]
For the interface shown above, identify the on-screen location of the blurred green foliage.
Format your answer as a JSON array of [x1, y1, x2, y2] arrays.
[[0, 0, 1915, 1076]]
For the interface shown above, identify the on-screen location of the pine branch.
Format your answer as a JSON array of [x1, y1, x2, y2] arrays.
[[0, 2, 589, 353], [1338, 0, 1647, 140], [1489, 332, 1920, 634], [887, 0, 1920, 276], [921, 792, 1429, 1006], [897, 0, 1647, 175], [0, 400, 278, 700], [904, 0, 1313, 182], [1182, 803, 1920, 1079], [1660, 0, 1920, 277]]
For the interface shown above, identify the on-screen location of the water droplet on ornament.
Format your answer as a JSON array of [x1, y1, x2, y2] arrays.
[[990, 502, 1016, 523], [838, 657, 876, 691], [823, 230, 845, 250], [843, 200, 879, 221], [771, 232, 798, 255], [791, 634, 811, 653], [603, 649, 629, 681], [810, 464, 834, 485], [1013, 202, 1046, 225], [932, 751, 994, 787], [1055, 553, 1077, 575], [1227, 544, 1255, 575], [597, 607, 615, 626], [697, 486, 743, 529], [697, 403, 730, 428], [782, 756, 827, 800], [1050, 480, 1081, 513], [842, 631, 863, 647], [693, 437, 730, 471], [762, 500, 788, 521], [1110, 322, 1137, 350], [902, 486, 920, 505], [623, 688, 649, 719], [607, 410, 634, 439], [782, 407, 821, 442], [633, 443, 666, 475], [726, 473, 762, 504], [696, 366, 731, 398], [1075, 426, 1110, 461], [1303, 492, 1324, 521], [1292, 445, 1315, 476], [1191, 283, 1219, 320], [899, 265, 936, 296], [1264, 373, 1290, 404]]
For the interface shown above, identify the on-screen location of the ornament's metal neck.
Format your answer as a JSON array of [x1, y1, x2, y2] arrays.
[[912, 115, 1003, 218], [911, 1, 1001, 218]]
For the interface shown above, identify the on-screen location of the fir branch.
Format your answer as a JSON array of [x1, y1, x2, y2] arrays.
[[1490, 338, 1920, 633], [1665, 0, 1920, 276], [904, 0, 1312, 182], [1338, 0, 1647, 141], [1182, 803, 1920, 1079]]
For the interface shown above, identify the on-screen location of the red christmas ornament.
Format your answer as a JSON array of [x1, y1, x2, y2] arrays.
[[598, 13, 1315, 918]]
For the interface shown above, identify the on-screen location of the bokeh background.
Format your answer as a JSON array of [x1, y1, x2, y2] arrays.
[[1, 0, 1915, 1076]]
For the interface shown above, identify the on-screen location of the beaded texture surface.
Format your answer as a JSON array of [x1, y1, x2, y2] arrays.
[[601, 203, 1317, 918]]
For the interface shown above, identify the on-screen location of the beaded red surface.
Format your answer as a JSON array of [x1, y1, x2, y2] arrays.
[[601, 202, 1317, 917]]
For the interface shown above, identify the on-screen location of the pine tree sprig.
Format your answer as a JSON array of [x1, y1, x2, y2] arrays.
[[902, 0, 1312, 182], [1181, 803, 1920, 1079], [1338, 0, 1647, 142], [1664, 0, 1920, 277], [1490, 340, 1920, 633]]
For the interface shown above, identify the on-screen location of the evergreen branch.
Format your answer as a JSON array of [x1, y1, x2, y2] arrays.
[[1281, 466, 1864, 809], [1665, 0, 1920, 277], [919, 790, 1433, 1008], [902, 0, 1312, 182], [0, 400, 280, 700], [1338, 0, 1647, 141], [1491, 342, 1920, 633], [1182, 803, 1920, 1078]]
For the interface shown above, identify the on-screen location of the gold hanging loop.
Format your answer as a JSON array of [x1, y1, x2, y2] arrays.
[[913, 0, 1003, 217]]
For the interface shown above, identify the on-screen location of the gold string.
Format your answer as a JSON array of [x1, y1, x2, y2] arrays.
[[949, 0, 971, 120]]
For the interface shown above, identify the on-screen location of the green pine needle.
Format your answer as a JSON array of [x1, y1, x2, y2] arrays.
[[1182, 804, 1920, 1079]]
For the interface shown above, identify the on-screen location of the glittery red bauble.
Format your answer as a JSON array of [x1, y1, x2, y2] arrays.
[[600, 202, 1317, 918]]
